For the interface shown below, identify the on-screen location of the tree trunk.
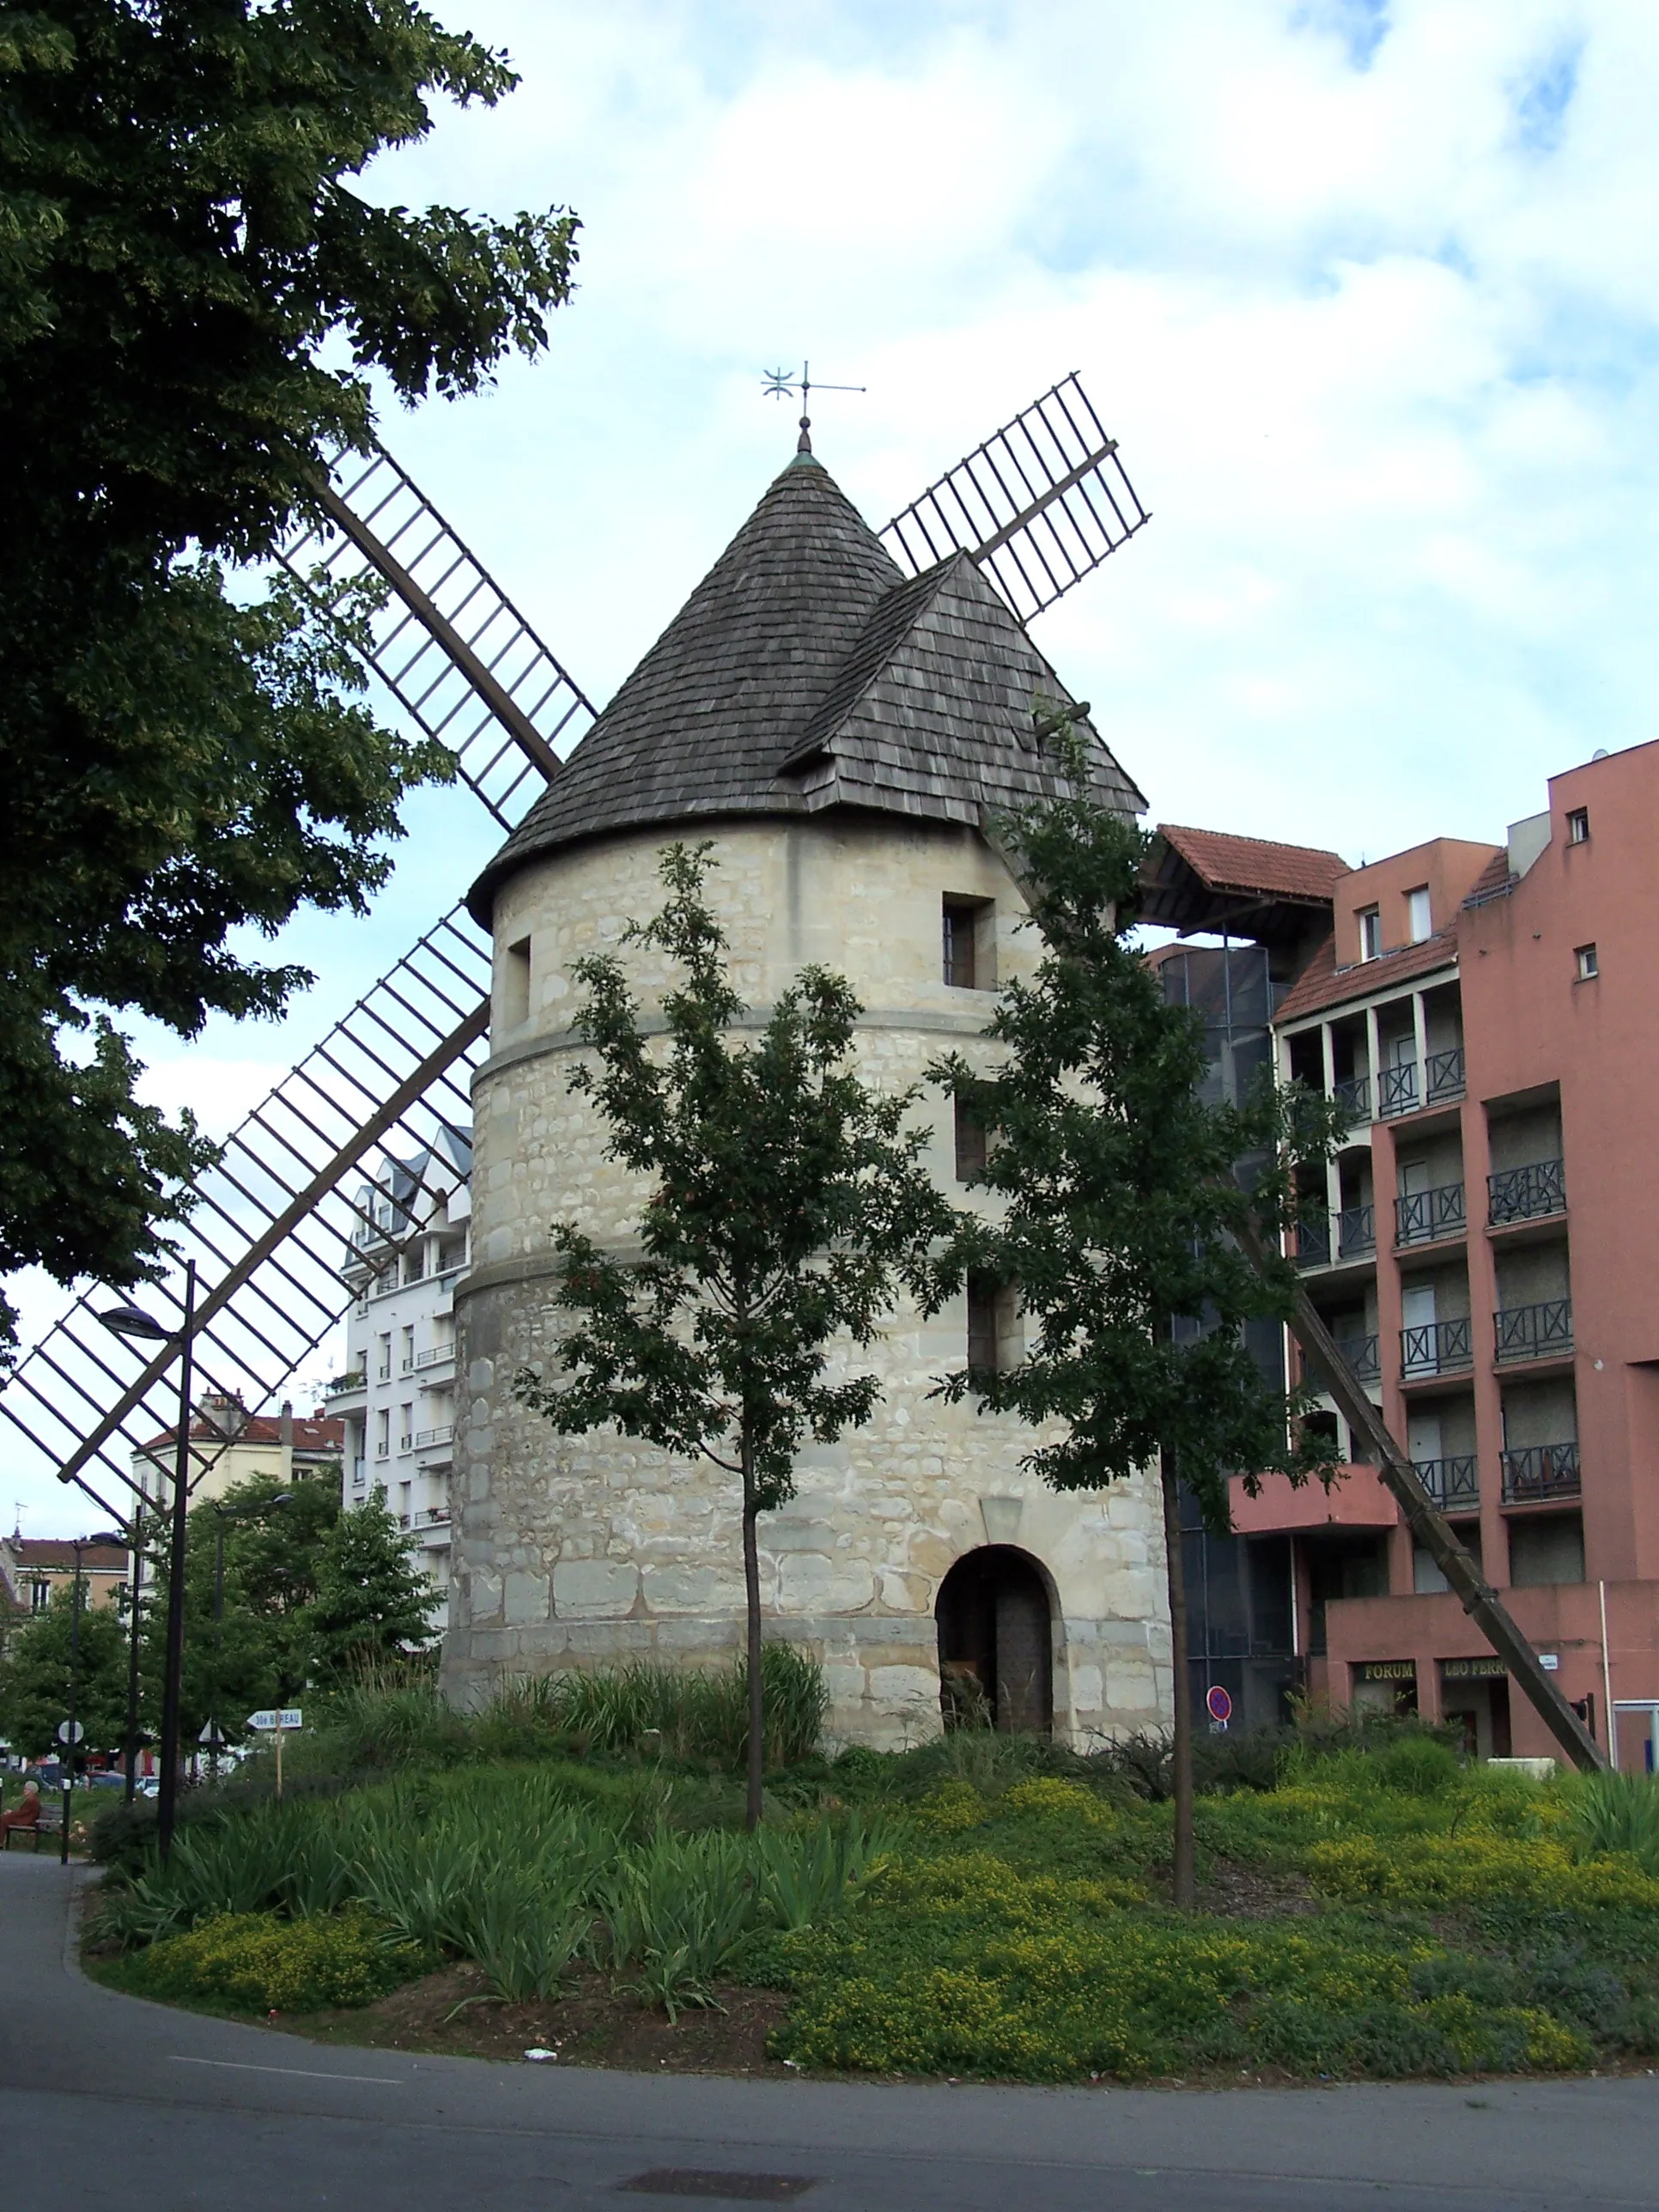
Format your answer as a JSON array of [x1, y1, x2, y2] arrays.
[[741, 1427, 764, 1832], [1160, 1452, 1196, 1909]]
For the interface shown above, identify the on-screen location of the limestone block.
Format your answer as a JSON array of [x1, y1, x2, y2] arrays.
[[760, 1514, 834, 1553], [878, 1568, 933, 1614], [1069, 1663, 1103, 1714], [979, 1495, 1024, 1544], [641, 1563, 744, 1614], [868, 1665, 941, 1715], [469, 1570, 503, 1621], [552, 1559, 641, 1619], [503, 1571, 549, 1626], [775, 1553, 875, 1614]]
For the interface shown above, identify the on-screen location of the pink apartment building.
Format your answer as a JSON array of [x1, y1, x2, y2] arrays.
[[1146, 738, 1659, 1767]]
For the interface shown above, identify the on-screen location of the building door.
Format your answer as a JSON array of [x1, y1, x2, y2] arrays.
[[1401, 1281, 1437, 1375], [1407, 1409, 1442, 1466], [936, 1547, 1054, 1735]]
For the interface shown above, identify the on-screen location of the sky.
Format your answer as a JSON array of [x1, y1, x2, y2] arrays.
[[9, 0, 1659, 1531]]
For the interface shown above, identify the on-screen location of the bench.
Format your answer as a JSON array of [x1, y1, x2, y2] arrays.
[[2, 1813, 64, 1852]]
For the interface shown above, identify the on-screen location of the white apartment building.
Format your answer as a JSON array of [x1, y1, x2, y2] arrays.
[[325, 1127, 471, 1615]]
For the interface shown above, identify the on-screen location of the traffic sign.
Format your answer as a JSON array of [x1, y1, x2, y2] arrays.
[[199, 1720, 225, 1745], [246, 1708, 302, 1732], [1205, 1684, 1233, 1726], [56, 1720, 85, 1744]]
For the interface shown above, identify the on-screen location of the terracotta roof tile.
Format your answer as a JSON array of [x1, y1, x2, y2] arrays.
[[135, 1413, 343, 1455], [8, 1539, 128, 1570], [1157, 825, 1349, 904], [1274, 927, 1459, 1024]]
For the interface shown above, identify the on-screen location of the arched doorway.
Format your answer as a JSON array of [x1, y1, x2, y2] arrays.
[[936, 1546, 1054, 1735]]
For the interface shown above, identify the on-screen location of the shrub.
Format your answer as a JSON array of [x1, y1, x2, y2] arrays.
[[1568, 1772, 1659, 1876], [127, 1911, 421, 2013]]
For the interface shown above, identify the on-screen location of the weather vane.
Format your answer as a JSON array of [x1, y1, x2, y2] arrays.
[[763, 359, 865, 453]]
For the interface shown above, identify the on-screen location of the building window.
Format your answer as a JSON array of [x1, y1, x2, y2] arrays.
[[375, 1410, 391, 1461], [942, 897, 991, 989], [502, 935, 532, 1027], [954, 1099, 988, 1182], [29, 1579, 51, 1613], [1575, 944, 1599, 981], [1358, 907, 1382, 961], [966, 1274, 1000, 1371], [1406, 886, 1431, 943], [1567, 807, 1589, 845]]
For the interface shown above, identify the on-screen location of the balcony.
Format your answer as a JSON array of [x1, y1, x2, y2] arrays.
[[1415, 1455, 1479, 1510], [1378, 1062, 1419, 1119], [1293, 1212, 1332, 1269], [1495, 1297, 1573, 1365], [418, 1506, 452, 1527], [401, 1344, 455, 1374], [1332, 1333, 1381, 1382], [1337, 1204, 1376, 1259], [1333, 1073, 1371, 1123], [1425, 1048, 1466, 1105], [1500, 1440, 1581, 1504], [1401, 1315, 1473, 1379], [1395, 1181, 1466, 1249], [1488, 1158, 1566, 1227], [414, 1425, 454, 1451]]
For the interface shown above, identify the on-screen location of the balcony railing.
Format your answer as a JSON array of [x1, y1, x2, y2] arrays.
[[1425, 1048, 1466, 1105], [1495, 1297, 1573, 1365], [1415, 1455, 1479, 1510], [414, 1425, 454, 1451], [1333, 1333, 1381, 1382], [1395, 1181, 1466, 1248], [1401, 1315, 1473, 1378], [1378, 1061, 1419, 1118], [1337, 1204, 1376, 1258], [1500, 1440, 1581, 1504], [418, 1506, 452, 1527], [401, 1344, 455, 1373], [1293, 1212, 1332, 1268], [1332, 1073, 1371, 1122], [374, 1442, 390, 1461], [1488, 1158, 1565, 1226]]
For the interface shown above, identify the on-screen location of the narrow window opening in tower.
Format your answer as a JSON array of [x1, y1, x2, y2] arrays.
[[502, 936, 532, 1027], [966, 1273, 1000, 1370], [943, 896, 993, 988], [955, 1099, 988, 1182]]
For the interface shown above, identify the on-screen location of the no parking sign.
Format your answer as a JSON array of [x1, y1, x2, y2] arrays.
[[1206, 1684, 1232, 1731]]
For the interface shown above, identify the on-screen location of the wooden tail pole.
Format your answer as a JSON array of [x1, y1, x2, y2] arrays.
[[1232, 1212, 1607, 1774]]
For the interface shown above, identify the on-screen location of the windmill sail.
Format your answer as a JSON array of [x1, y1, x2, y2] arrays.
[[1, 909, 492, 1521], [280, 440, 595, 826], [10, 378, 1147, 1516], [880, 373, 1149, 624], [5, 448, 591, 1513]]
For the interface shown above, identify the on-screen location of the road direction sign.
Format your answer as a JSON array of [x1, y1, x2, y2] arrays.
[[1205, 1685, 1233, 1726], [56, 1720, 85, 1744], [246, 1708, 303, 1732]]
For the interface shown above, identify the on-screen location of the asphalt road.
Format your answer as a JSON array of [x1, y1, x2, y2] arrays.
[[4, 1853, 1658, 2212]]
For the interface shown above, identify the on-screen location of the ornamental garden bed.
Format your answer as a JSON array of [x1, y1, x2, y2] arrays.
[[81, 1730, 1659, 2086]]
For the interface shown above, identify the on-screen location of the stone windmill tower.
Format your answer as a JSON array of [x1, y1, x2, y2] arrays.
[[452, 427, 1170, 1747]]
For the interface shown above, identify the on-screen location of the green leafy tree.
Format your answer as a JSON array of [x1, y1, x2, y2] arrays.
[[140, 1474, 341, 1745], [932, 738, 1344, 1905], [0, 1, 580, 1352], [516, 845, 962, 1827], [0, 1583, 129, 1761], [305, 1492, 437, 1683]]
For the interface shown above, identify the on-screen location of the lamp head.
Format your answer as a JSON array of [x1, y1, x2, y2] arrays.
[[97, 1302, 171, 1344]]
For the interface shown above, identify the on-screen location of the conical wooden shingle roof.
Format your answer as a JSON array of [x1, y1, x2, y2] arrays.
[[467, 448, 1144, 926]]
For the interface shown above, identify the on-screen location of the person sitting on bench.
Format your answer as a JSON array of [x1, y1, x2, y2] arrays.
[[1, 1781, 43, 1838]]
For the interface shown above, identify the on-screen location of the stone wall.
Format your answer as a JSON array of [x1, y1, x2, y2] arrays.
[[447, 814, 1173, 1747]]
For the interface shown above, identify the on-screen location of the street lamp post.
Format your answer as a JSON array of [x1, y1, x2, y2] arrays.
[[98, 1260, 196, 1861], [121, 1507, 145, 1806]]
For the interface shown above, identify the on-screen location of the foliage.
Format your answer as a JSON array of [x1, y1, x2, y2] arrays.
[[0, 1580, 128, 1759], [305, 1492, 437, 1682], [0, 0, 578, 1349], [1565, 1771, 1659, 1876], [124, 1910, 421, 2014], [515, 844, 960, 1822]]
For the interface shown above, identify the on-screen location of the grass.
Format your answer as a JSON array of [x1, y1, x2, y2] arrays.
[[80, 1668, 1659, 2085]]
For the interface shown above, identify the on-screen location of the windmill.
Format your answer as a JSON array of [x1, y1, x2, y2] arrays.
[[1, 374, 1149, 1533]]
